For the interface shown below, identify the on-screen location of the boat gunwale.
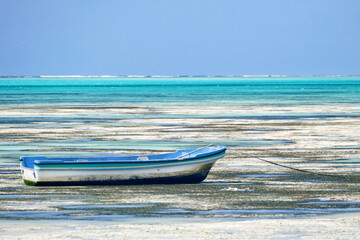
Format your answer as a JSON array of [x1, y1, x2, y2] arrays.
[[22, 146, 226, 166]]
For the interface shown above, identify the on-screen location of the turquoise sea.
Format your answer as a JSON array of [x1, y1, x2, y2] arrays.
[[1, 77, 360, 108], [1, 77, 360, 125]]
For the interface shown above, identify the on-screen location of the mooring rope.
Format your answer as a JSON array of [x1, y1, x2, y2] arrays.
[[229, 149, 347, 179]]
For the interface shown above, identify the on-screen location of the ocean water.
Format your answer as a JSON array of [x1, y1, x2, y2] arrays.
[[1, 77, 360, 107]]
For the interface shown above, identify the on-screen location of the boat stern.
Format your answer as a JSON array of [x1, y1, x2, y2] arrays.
[[20, 157, 38, 186]]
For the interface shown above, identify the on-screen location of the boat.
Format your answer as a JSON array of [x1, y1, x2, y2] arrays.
[[20, 145, 226, 186]]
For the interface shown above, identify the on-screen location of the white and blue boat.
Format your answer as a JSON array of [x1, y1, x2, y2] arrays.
[[20, 145, 226, 186]]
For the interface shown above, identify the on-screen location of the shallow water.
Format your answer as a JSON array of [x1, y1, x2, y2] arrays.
[[1, 77, 360, 221]]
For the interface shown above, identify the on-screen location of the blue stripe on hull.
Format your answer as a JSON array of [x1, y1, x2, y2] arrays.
[[28, 168, 214, 186]]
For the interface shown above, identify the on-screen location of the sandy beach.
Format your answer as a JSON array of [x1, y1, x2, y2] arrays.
[[1, 213, 360, 239]]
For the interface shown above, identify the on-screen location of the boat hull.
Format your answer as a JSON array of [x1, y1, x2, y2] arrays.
[[20, 147, 225, 186]]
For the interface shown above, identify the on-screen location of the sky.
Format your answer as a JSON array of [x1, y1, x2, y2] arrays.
[[0, 0, 359, 76]]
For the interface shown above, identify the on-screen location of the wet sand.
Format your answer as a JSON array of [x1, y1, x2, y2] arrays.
[[1, 213, 360, 239], [1, 104, 360, 238]]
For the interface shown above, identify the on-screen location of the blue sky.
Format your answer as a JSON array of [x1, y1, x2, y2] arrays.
[[0, 0, 359, 76]]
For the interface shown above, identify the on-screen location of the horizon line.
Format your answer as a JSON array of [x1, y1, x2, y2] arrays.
[[0, 74, 359, 78]]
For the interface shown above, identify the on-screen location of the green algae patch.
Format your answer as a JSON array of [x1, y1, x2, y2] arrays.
[[23, 179, 36, 186]]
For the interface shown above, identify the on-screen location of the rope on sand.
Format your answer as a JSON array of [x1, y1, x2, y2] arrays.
[[229, 149, 348, 179]]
